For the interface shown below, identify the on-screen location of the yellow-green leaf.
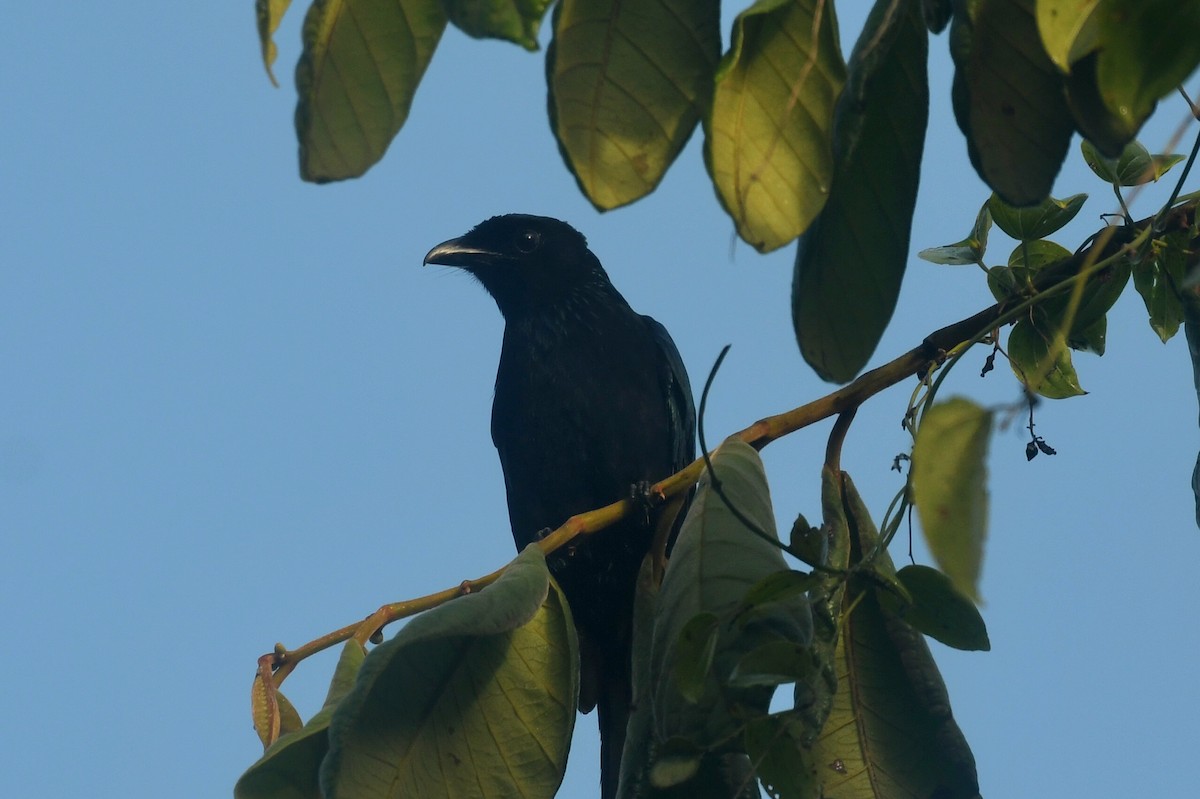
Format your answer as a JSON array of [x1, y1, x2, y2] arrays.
[[1007, 317, 1087, 398], [812, 474, 980, 799], [295, 0, 448, 182], [911, 398, 992, 602], [236, 640, 367, 799], [547, 0, 721, 210], [1035, 0, 1100, 71], [705, 0, 846, 252], [256, 0, 294, 87], [321, 546, 578, 799], [950, 0, 1074, 205], [792, 0, 929, 383]]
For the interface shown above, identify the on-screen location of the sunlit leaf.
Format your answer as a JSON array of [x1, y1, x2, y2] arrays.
[[911, 398, 992, 602], [236, 641, 367, 799], [1007, 318, 1087, 398], [321, 546, 577, 799], [950, 0, 1074, 205], [988, 192, 1086, 241], [547, 0, 721, 210], [705, 0, 846, 252], [919, 201, 992, 265], [1035, 0, 1100, 71], [443, 0, 551, 50], [792, 0, 929, 382], [295, 0, 448, 182], [256, 0, 294, 86]]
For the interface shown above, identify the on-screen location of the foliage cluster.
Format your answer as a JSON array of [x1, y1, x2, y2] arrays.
[[241, 1, 1200, 798]]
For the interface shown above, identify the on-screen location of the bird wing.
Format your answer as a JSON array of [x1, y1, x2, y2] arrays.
[[643, 315, 696, 471]]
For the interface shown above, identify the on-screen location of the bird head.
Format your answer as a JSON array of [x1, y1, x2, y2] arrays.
[[423, 214, 610, 317]]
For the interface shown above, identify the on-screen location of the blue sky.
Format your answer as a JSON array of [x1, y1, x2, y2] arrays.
[[3, 4, 1198, 798]]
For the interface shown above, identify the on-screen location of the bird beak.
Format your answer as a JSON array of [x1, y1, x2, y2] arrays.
[[423, 238, 499, 269]]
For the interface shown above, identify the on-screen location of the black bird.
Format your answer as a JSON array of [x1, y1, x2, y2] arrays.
[[424, 214, 695, 799]]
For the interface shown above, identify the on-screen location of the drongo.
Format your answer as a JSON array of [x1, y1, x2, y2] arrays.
[[425, 214, 695, 798]]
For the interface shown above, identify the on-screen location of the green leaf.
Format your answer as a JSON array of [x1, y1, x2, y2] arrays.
[[1081, 139, 1186, 186], [988, 192, 1086, 241], [1006, 239, 1072, 271], [1039, 255, 1131, 342], [295, 0, 448, 182], [790, 467, 852, 747], [1035, 0, 1100, 71], [1070, 314, 1108, 355], [236, 641, 367, 799], [443, 0, 551, 50], [616, 555, 662, 799], [1134, 232, 1190, 342], [651, 437, 812, 751], [547, 0, 721, 210], [923, 0, 952, 34], [321, 545, 578, 799], [889, 565, 990, 651], [1185, 293, 1200, 531], [792, 0, 929, 382], [1007, 318, 1087, 398], [256, 0, 294, 87], [918, 201, 992, 265], [728, 640, 813, 689], [739, 569, 823, 614], [742, 715, 817, 799], [705, 0, 847, 252], [674, 613, 721, 703], [1090, 1, 1200, 150], [950, 0, 1075, 205], [812, 474, 980, 799], [911, 398, 992, 602]]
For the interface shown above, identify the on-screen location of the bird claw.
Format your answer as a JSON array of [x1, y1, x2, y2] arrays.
[[629, 480, 657, 526]]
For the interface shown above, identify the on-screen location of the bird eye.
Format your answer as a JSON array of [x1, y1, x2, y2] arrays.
[[515, 230, 540, 253]]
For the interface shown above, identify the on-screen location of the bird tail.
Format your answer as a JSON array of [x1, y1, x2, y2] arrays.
[[597, 669, 631, 799]]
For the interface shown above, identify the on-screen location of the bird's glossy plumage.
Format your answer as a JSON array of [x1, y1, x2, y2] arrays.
[[425, 214, 695, 799]]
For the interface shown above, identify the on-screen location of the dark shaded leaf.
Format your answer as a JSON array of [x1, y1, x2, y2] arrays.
[[889, 565, 990, 651], [295, 0, 448, 182], [705, 0, 846, 252], [911, 398, 992, 602], [443, 0, 551, 50], [950, 0, 1074, 205], [548, 0, 721, 209], [1090, 1, 1200, 150], [792, 0, 929, 381], [743, 715, 817, 799]]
